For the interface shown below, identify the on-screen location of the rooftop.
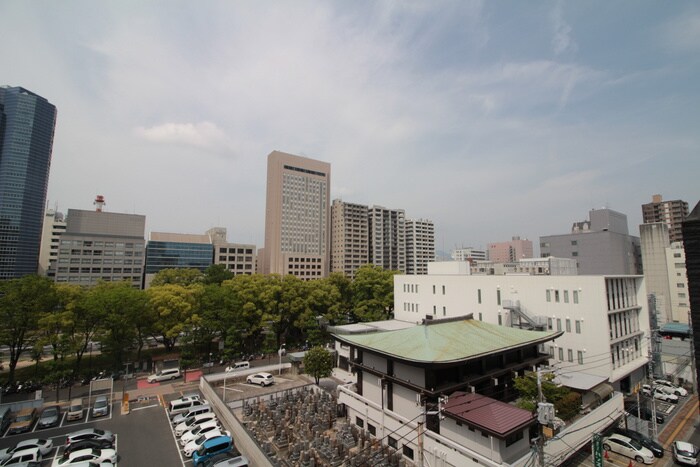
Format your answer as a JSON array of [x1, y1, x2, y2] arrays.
[[333, 318, 561, 364], [443, 392, 535, 438]]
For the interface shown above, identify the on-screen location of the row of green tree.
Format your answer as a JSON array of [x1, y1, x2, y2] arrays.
[[0, 264, 396, 383]]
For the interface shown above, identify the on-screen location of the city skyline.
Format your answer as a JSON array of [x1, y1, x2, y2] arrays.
[[1, 2, 698, 252]]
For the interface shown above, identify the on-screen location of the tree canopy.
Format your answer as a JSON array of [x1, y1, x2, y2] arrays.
[[303, 346, 334, 385]]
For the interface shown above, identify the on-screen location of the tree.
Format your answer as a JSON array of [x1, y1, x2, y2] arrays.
[[303, 346, 333, 385], [147, 283, 202, 351], [0, 275, 57, 383], [350, 265, 397, 322], [203, 264, 234, 285], [513, 372, 571, 412], [150, 268, 204, 286]]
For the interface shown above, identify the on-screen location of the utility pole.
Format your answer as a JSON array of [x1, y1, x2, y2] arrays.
[[689, 310, 698, 396], [417, 395, 425, 467], [535, 368, 550, 467]]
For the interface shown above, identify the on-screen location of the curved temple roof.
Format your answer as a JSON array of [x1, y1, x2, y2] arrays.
[[334, 319, 562, 364]]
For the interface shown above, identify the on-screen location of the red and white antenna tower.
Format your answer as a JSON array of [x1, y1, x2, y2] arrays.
[[94, 195, 106, 212]]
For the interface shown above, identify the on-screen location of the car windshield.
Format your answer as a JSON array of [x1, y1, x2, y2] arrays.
[[678, 445, 699, 457], [43, 408, 58, 416], [15, 413, 32, 422], [94, 429, 104, 435], [628, 439, 643, 450], [95, 399, 107, 408], [70, 404, 82, 411]]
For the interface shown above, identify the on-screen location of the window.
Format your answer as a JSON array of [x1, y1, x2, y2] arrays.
[[497, 289, 501, 305], [498, 314, 502, 325], [546, 289, 551, 302], [443, 306, 446, 316], [478, 289, 482, 304], [368, 423, 376, 436], [556, 319, 562, 332], [388, 436, 397, 449], [578, 351, 584, 365], [442, 285, 446, 295], [355, 417, 364, 428], [479, 312, 483, 321], [554, 290, 560, 302], [571, 240, 578, 246], [433, 285, 436, 294], [565, 319, 571, 333], [677, 283, 685, 288], [505, 431, 524, 447], [568, 349, 573, 362], [548, 346, 554, 357], [402, 445, 414, 460], [563, 290, 569, 303], [572, 252, 578, 257], [558, 348, 564, 361], [573, 290, 579, 304], [575, 320, 581, 334], [547, 318, 553, 330]]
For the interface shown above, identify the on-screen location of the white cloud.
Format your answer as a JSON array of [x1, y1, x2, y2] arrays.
[[550, 2, 577, 56], [660, 13, 700, 52], [134, 122, 231, 152]]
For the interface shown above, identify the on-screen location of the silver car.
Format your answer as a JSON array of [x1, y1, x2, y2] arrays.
[[92, 396, 110, 418]]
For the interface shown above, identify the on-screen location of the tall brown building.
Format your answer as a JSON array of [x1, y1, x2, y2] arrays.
[[642, 194, 689, 243], [262, 151, 331, 279], [331, 199, 369, 279]]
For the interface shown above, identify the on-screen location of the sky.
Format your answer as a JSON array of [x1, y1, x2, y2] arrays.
[[2, 1, 698, 254]]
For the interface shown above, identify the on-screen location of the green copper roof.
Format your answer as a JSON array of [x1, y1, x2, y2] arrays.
[[334, 319, 561, 364]]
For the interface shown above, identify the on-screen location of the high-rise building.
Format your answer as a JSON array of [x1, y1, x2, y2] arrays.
[[487, 236, 533, 262], [54, 200, 146, 288], [405, 218, 434, 275], [262, 151, 330, 279], [642, 194, 689, 243], [369, 206, 405, 272], [37, 208, 66, 277], [540, 208, 642, 275], [0, 86, 57, 279], [330, 199, 369, 279], [144, 232, 214, 287]]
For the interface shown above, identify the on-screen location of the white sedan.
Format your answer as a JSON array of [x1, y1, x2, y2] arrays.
[[174, 412, 217, 437], [246, 372, 274, 386], [652, 387, 679, 403], [655, 379, 688, 397], [180, 421, 222, 446], [0, 438, 53, 462], [51, 448, 117, 466]]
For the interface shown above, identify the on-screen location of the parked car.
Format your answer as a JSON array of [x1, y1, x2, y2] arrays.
[[147, 368, 181, 383], [246, 372, 274, 387], [62, 439, 114, 457], [614, 428, 664, 458], [65, 428, 115, 446], [673, 441, 700, 466], [0, 447, 42, 466], [0, 439, 53, 463], [171, 404, 212, 425], [169, 398, 207, 420], [180, 421, 223, 446], [51, 447, 117, 466], [66, 399, 84, 422], [192, 436, 235, 466], [175, 412, 218, 437], [200, 453, 249, 467], [603, 433, 654, 464], [654, 379, 688, 397], [92, 396, 109, 418], [652, 387, 679, 403], [7, 408, 37, 435], [37, 405, 61, 429], [184, 430, 230, 458]]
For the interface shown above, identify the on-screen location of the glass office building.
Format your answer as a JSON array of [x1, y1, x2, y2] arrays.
[[0, 86, 57, 279], [145, 241, 214, 274]]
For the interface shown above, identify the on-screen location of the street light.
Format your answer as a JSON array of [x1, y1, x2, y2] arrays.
[[278, 344, 286, 375]]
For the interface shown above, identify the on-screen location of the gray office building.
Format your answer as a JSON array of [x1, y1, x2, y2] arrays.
[[54, 208, 146, 288], [540, 208, 642, 275], [0, 86, 57, 279]]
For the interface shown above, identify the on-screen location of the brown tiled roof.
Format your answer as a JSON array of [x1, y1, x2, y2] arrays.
[[443, 392, 535, 438]]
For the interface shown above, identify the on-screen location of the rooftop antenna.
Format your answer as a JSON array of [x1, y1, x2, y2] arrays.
[[94, 194, 106, 212]]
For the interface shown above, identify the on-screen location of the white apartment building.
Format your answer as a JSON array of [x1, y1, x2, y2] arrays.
[[38, 209, 66, 277], [206, 227, 256, 277], [330, 199, 369, 279], [451, 247, 487, 262], [393, 262, 650, 393], [369, 206, 405, 272], [405, 218, 434, 275]]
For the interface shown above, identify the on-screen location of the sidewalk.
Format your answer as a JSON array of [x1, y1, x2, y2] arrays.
[[658, 394, 699, 446]]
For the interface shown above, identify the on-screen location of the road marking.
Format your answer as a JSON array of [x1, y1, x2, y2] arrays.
[[663, 398, 699, 449]]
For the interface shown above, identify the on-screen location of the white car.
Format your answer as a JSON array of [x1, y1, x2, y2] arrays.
[[652, 387, 679, 403], [51, 448, 117, 466], [183, 430, 229, 457], [655, 379, 688, 397], [180, 420, 222, 446], [603, 434, 655, 465], [246, 372, 274, 386], [673, 441, 699, 465], [0, 447, 41, 466], [0, 438, 53, 462], [174, 412, 217, 437]]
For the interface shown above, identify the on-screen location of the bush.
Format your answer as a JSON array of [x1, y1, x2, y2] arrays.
[[555, 392, 582, 421]]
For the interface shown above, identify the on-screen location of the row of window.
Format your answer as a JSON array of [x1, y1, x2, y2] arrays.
[[545, 289, 580, 304], [218, 256, 253, 262], [608, 309, 639, 340], [61, 240, 143, 248], [548, 346, 586, 365], [546, 318, 583, 334], [57, 267, 142, 274], [217, 247, 253, 254], [58, 258, 139, 265], [61, 249, 143, 257]]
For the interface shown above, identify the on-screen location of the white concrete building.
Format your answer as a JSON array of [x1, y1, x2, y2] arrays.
[[393, 262, 650, 393], [472, 257, 578, 276], [451, 247, 487, 262], [38, 209, 66, 277]]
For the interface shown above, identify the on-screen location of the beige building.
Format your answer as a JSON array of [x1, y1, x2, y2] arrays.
[[262, 150, 331, 279], [369, 206, 405, 272], [642, 194, 689, 243], [640, 222, 689, 324], [206, 227, 256, 276], [38, 209, 66, 277], [330, 199, 368, 279], [487, 236, 533, 262]]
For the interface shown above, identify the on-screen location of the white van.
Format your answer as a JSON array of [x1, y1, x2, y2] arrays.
[[169, 399, 208, 420], [147, 368, 181, 383], [225, 361, 249, 372]]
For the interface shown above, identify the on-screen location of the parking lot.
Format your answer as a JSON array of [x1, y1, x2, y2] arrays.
[[0, 369, 307, 466]]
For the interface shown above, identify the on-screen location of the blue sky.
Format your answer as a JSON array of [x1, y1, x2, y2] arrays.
[[1, 1, 698, 253]]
